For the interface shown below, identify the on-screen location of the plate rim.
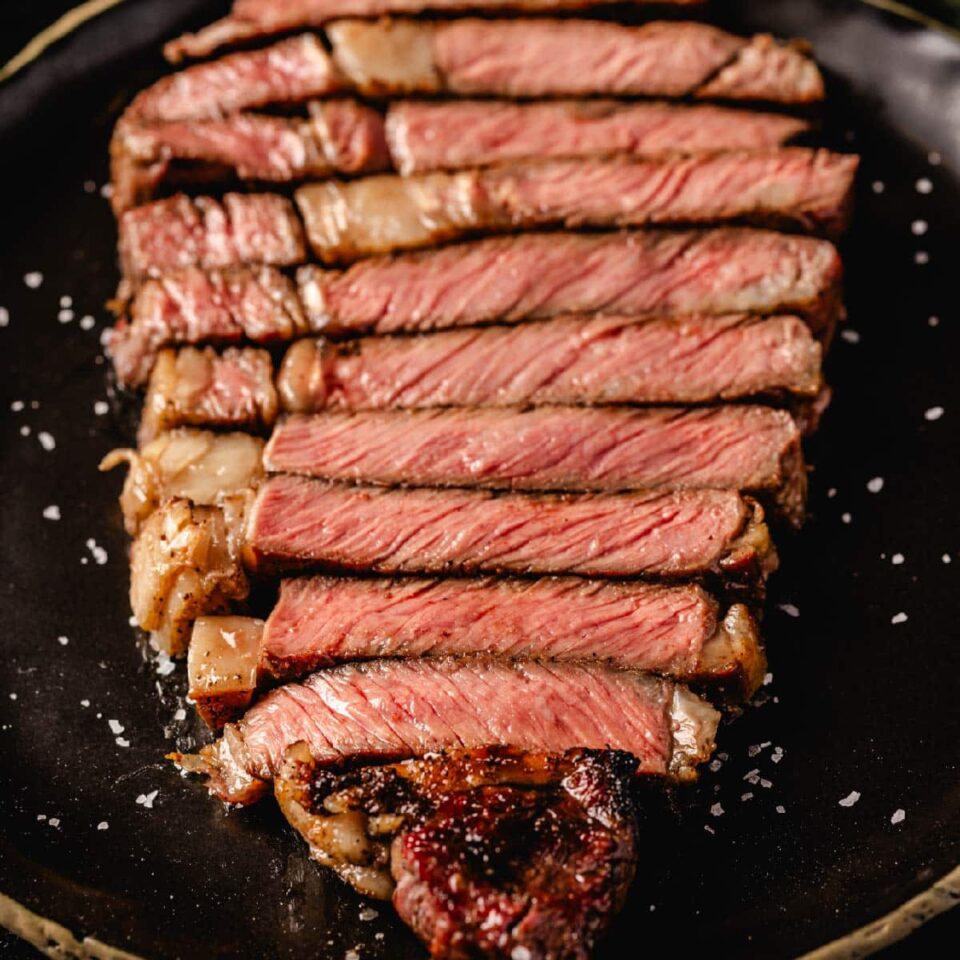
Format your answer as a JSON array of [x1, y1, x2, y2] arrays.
[[0, 0, 957, 957]]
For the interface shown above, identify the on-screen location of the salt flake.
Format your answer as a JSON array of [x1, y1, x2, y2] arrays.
[[892, 553, 905, 565], [710, 803, 724, 817], [925, 406, 944, 421], [57, 636, 69, 646], [42, 505, 61, 521], [38, 431, 56, 451], [108, 719, 124, 735], [867, 477, 884, 494], [840, 329, 860, 344], [0, 307, 8, 327], [778, 603, 800, 618], [97, 821, 109, 830], [891, 808, 906, 825], [891, 612, 908, 625], [839, 791, 861, 808]]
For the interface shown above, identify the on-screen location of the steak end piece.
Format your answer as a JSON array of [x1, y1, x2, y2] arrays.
[[140, 347, 278, 445], [275, 744, 639, 959]]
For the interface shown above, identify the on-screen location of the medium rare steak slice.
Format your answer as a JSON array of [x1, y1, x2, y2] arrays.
[[119, 193, 305, 281], [274, 746, 640, 957], [296, 229, 843, 336], [261, 576, 765, 695], [166, 0, 704, 61], [109, 266, 306, 387], [264, 406, 807, 524], [387, 99, 808, 175], [328, 19, 823, 102], [276, 314, 823, 414], [243, 476, 777, 583], [173, 658, 721, 803], [187, 589, 760, 727], [139, 347, 278, 444], [123, 34, 342, 125], [111, 100, 389, 214], [295, 149, 857, 261]]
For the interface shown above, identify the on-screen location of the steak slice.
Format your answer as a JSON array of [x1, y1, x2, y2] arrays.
[[276, 314, 823, 413], [274, 745, 640, 958], [166, 0, 704, 62], [261, 576, 765, 695], [188, 589, 761, 728], [110, 100, 389, 214], [386, 99, 808, 175], [296, 228, 843, 337], [119, 193, 305, 282], [243, 475, 777, 583], [139, 347, 277, 444], [264, 406, 806, 524], [108, 266, 306, 387], [123, 34, 342, 125], [295, 149, 857, 262], [173, 658, 721, 803], [329, 19, 823, 102]]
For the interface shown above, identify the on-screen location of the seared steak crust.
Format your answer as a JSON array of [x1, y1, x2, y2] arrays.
[[275, 745, 639, 959]]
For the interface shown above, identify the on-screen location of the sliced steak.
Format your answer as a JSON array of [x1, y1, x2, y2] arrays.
[[166, 0, 704, 61], [277, 314, 823, 414], [386, 99, 808, 175], [264, 406, 806, 523], [328, 19, 823, 103], [119, 193, 305, 281], [275, 746, 640, 957], [295, 149, 857, 261], [261, 575, 765, 695], [173, 658, 721, 803], [139, 347, 277, 444], [123, 34, 342, 125], [111, 100, 389, 214], [243, 475, 777, 583], [108, 266, 306, 387], [296, 228, 843, 337]]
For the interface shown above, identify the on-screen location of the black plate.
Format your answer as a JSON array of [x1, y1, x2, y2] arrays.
[[1, 1, 959, 956]]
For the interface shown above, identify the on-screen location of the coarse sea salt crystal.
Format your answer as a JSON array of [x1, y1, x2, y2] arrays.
[[827, 487, 837, 498], [911, 220, 928, 236], [763, 673, 773, 686], [60, 296, 72, 308], [943, 554, 952, 564], [10, 400, 23, 412], [58, 309, 74, 324], [925, 406, 944, 421], [48, 818, 60, 828], [891, 808, 906, 825], [929, 151, 942, 166], [892, 553, 905, 565], [57, 636, 68, 646], [710, 803, 724, 817], [741, 792, 754, 802], [929, 315, 940, 327], [915, 251, 930, 265], [136, 790, 159, 809], [173, 708, 187, 721], [891, 612, 908, 625], [94, 401, 109, 416], [97, 821, 109, 830], [778, 603, 800, 618], [776, 805, 786, 814], [108, 719, 124, 735], [867, 477, 884, 493], [703, 825, 715, 835], [871, 180, 885, 193], [0, 307, 8, 327], [38, 432, 56, 451], [85, 539, 108, 565], [839, 791, 861, 808], [840, 329, 860, 344], [42, 505, 60, 520], [80, 315, 96, 331], [156, 652, 176, 676], [23, 271, 43, 289], [842, 513, 852, 524], [116, 737, 130, 747], [358, 907, 378, 922], [771, 747, 785, 764], [915, 178, 933, 194]]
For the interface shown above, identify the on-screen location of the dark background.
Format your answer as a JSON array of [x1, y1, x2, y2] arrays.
[[0, 1, 956, 957]]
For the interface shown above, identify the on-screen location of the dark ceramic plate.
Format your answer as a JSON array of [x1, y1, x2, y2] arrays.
[[1, 0, 959, 956]]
